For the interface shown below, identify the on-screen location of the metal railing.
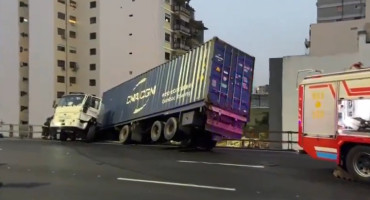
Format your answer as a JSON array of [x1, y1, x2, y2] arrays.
[[216, 131, 299, 151], [0, 124, 43, 139]]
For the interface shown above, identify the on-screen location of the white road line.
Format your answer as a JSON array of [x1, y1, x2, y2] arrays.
[[117, 177, 236, 192], [178, 160, 265, 169]]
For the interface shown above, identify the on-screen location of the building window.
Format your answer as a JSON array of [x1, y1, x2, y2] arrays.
[[69, 46, 77, 54], [19, 17, 28, 23], [90, 17, 97, 24], [165, 52, 171, 60], [90, 1, 96, 8], [19, 1, 28, 7], [69, 31, 76, 38], [165, 33, 171, 42], [129, 33, 133, 36], [57, 12, 66, 20], [70, 0, 77, 8], [70, 77, 76, 84], [22, 77, 28, 81], [69, 15, 77, 24], [20, 91, 28, 96], [90, 48, 97, 55], [57, 45, 65, 52], [89, 79, 96, 86], [165, 14, 171, 23], [20, 62, 28, 67], [57, 28, 66, 38], [57, 76, 65, 83], [90, 32, 96, 40], [129, 52, 133, 55], [129, 14, 133, 17], [90, 64, 96, 71], [21, 32, 28, 37], [57, 92, 65, 98], [57, 60, 65, 68], [20, 106, 28, 112], [58, 0, 65, 4]]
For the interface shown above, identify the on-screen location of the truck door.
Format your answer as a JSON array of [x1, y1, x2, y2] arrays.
[[303, 82, 337, 137], [85, 96, 100, 119]]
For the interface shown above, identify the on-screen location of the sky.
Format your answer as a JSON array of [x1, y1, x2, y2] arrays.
[[190, 0, 317, 87]]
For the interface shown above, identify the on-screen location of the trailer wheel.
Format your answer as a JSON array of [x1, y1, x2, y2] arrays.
[[151, 121, 164, 143], [345, 145, 370, 183], [164, 117, 178, 141], [119, 125, 131, 144]]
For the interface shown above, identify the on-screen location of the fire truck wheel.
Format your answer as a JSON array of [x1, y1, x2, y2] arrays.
[[346, 145, 370, 183], [119, 125, 131, 144]]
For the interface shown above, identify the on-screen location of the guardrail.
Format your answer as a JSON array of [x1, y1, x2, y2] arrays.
[[0, 124, 43, 139], [216, 131, 299, 151], [0, 124, 299, 151]]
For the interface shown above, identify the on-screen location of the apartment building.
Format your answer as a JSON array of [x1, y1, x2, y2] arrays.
[[0, 0, 206, 125]]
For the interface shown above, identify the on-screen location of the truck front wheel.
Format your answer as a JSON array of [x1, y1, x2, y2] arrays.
[[86, 125, 96, 143], [346, 145, 370, 183], [60, 131, 67, 142]]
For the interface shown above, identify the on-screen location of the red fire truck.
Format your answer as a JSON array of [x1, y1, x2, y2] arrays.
[[298, 68, 370, 182]]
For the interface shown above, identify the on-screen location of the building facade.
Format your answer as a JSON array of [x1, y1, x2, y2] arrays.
[[270, 0, 370, 149], [317, 0, 366, 23], [0, 0, 206, 125]]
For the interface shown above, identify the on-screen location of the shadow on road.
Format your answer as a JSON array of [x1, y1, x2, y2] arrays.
[[1, 182, 50, 189]]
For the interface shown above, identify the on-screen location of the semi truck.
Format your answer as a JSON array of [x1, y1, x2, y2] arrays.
[[99, 37, 255, 150], [49, 93, 104, 142], [298, 68, 370, 182]]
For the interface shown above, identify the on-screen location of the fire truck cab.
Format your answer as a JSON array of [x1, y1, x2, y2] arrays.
[[298, 68, 370, 182]]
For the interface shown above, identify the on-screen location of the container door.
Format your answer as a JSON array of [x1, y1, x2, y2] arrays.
[[303, 82, 337, 137], [208, 40, 254, 118]]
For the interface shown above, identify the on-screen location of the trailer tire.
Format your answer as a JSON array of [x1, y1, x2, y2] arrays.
[[86, 125, 96, 143], [345, 145, 370, 183], [151, 121, 164, 143], [164, 117, 178, 141], [119, 125, 131, 144]]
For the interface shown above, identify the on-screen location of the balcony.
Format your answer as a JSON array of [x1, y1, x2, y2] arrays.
[[173, 24, 190, 35], [173, 5, 191, 16], [173, 42, 190, 51]]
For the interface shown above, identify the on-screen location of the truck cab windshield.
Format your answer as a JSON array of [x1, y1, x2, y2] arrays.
[[58, 95, 85, 107]]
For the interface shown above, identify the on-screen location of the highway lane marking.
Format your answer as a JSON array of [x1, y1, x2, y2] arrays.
[[178, 160, 265, 169], [117, 177, 236, 192]]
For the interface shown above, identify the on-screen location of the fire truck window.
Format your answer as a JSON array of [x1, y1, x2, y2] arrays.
[[337, 98, 370, 135]]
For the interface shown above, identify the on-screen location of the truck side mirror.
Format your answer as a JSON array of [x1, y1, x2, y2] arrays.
[[52, 100, 57, 108], [83, 104, 89, 113]]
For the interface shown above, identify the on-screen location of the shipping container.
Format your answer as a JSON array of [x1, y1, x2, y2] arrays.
[[100, 37, 255, 149]]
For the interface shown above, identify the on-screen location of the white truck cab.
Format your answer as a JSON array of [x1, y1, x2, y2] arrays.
[[50, 93, 104, 142]]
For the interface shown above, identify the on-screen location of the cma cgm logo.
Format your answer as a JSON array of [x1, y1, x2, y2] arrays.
[[126, 78, 156, 114]]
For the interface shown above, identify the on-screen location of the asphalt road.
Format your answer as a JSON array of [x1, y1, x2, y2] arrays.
[[0, 139, 368, 200]]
